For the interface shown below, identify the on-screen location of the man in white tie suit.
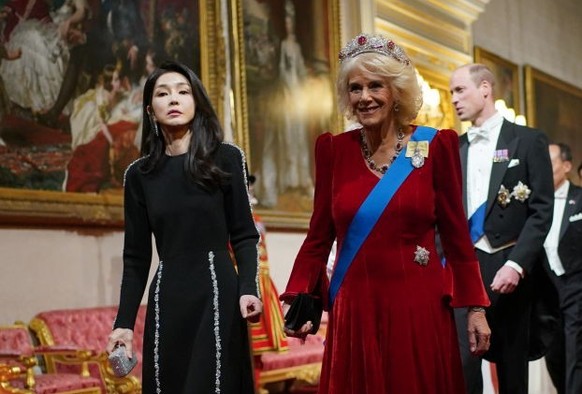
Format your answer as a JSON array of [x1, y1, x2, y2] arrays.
[[544, 142, 582, 394], [449, 63, 555, 394]]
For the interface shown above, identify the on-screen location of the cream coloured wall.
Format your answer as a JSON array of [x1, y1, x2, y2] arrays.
[[473, 0, 582, 103]]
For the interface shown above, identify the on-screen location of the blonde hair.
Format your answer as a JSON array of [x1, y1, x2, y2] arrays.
[[336, 52, 422, 127]]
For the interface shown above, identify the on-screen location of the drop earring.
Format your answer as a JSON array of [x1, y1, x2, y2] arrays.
[[393, 102, 400, 112], [149, 115, 159, 137]]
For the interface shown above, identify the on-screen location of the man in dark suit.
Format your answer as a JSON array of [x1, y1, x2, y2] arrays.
[[544, 142, 582, 394], [449, 63, 554, 394]]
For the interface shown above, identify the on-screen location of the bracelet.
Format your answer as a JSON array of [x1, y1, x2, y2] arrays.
[[468, 306, 486, 313]]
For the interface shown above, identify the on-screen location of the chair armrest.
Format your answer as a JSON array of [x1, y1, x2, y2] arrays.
[[33, 347, 104, 378], [34, 345, 98, 358]]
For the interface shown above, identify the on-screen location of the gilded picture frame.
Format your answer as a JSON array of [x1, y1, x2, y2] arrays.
[[229, 0, 342, 230], [0, 0, 224, 227], [524, 65, 582, 170], [474, 46, 521, 113]]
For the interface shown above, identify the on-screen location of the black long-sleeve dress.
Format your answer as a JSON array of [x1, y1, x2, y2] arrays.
[[114, 143, 259, 393]]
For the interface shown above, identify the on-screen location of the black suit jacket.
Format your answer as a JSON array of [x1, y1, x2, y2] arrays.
[[460, 119, 557, 361], [557, 183, 582, 274], [459, 119, 554, 274]]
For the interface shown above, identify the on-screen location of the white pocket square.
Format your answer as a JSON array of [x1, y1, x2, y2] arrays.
[[508, 159, 520, 168], [569, 212, 582, 222]]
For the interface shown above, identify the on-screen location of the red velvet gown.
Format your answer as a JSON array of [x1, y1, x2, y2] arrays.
[[281, 127, 490, 394]]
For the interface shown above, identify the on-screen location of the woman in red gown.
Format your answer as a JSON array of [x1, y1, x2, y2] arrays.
[[280, 34, 491, 393]]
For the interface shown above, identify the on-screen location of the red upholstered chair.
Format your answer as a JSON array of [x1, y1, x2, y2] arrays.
[[29, 306, 146, 394], [0, 323, 101, 394]]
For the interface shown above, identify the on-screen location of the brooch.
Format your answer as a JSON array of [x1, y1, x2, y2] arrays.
[[414, 245, 429, 266], [511, 181, 531, 203], [497, 185, 511, 208], [411, 147, 425, 168], [406, 141, 428, 169]]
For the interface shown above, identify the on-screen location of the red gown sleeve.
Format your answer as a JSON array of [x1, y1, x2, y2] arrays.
[[280, 133, 336, 309], [433, 129, 490, 308]]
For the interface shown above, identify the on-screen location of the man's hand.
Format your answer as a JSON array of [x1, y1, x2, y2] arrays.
[[490, 265, 521, 293]]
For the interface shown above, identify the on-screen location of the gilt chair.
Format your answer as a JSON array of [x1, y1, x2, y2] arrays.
[[0, 323, 102, 394]]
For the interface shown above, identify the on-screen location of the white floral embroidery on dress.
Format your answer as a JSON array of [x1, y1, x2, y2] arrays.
[[154, 261, 163, 393], [223, 142, 261, 298], [208, 251, 222, 393]]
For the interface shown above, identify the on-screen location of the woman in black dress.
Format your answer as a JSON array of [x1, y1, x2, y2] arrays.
[[106, 61, 262, 393]]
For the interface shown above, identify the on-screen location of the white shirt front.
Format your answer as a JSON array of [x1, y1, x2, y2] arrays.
[[543, 181, 569, 276], [466, 113, 504, 219]]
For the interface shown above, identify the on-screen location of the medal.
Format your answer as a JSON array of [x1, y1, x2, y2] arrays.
[[411, 148, 424, 168]]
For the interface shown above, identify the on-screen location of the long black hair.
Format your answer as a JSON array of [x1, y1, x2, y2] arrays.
[[139, 60, 227, 189]]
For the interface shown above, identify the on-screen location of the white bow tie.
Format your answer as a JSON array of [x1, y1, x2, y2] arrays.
[[467, 127, 489, 143]]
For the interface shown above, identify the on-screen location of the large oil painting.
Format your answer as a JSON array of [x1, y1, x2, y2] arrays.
[[474, 46, 520, 113], [229, 0, 341, 229], [0, 0, 222, 226], [525, 65, 582, 172]]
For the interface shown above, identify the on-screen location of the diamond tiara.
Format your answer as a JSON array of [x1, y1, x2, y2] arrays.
[[338, 34, 411, 66]]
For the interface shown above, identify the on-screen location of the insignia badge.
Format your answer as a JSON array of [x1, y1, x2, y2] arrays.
[[497, 185, 511, 208], [411, 148, 425, 168], [511, 181, 531, 203], [414, 245, 429, 266]]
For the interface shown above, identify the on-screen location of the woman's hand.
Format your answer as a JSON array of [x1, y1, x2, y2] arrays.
[[281, 302, 314, 341], [106, 328, 134, 358], [467, 308, 491, 356], [240, 295, 262, 323]]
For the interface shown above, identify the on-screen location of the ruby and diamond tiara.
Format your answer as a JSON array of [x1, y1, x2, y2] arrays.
[[338, 33, 411, 66]]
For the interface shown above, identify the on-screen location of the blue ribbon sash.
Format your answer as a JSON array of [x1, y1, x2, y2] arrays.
[[468, 202, 487, 244], [328, 126, 438, 306]]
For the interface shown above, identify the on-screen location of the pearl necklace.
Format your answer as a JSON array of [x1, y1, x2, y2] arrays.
[[360, 128, 404, 174]]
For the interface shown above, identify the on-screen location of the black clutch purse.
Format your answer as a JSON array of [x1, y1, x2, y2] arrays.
[[284, 293, 323, 334], [108, 345, 137, 377]]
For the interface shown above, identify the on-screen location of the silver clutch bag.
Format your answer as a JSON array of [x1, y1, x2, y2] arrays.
[[108, 346, 137, 377]]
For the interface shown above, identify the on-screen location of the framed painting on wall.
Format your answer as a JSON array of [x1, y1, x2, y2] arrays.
[[525, 65, 582, 172], [474, 46, 521, 113], [229, 0, 342, 229], [0, 0, 224, 227]]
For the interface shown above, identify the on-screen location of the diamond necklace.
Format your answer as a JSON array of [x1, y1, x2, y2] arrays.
[[360, 127, 405, 174]]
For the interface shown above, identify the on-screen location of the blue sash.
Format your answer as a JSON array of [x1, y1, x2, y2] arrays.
[[468, 202, 487, 244], [328, 126, 438, 306]]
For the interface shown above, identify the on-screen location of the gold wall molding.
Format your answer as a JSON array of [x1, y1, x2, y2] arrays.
[[375, 0, 490, 70]]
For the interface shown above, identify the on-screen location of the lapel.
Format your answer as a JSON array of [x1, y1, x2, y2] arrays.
[[560, 184, 582, 240], [487, 120, 519, 217], [460, 133, 469, 216]]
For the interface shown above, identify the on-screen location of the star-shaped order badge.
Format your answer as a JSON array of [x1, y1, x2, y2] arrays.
[[414, 245, 429, 266], [511, 181, 531, 202], [497, 185, 511, 208]]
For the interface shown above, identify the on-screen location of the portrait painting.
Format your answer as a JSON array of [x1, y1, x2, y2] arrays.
[[0, 0, 220, 225], [230, 0, 341, 229], [525, 65, 582, 171], [474, 46, 520, 113]]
